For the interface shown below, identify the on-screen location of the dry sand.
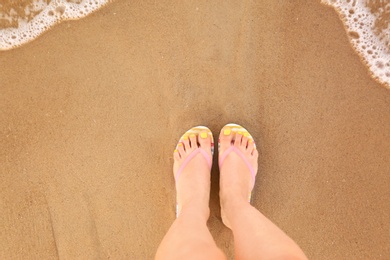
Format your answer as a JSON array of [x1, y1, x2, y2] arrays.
[[1, 0, 390, 259]]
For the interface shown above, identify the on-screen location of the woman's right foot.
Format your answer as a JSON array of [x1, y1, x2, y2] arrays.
[[173, 127, 214, 219], [218, 124, 259, 228]]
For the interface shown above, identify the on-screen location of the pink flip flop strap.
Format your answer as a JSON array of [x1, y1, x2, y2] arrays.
[[219, 146, 256, 189], [175, 148, 212, 182]]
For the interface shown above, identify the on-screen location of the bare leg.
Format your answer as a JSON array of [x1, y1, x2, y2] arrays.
[[156, 129, 226, 260], [219, 126, 307, 260], [155, 204, 225, 259]]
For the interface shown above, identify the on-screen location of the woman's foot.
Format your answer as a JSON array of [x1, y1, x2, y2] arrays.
[[173, 127, 214, 219], [218, 124, 258, 228]]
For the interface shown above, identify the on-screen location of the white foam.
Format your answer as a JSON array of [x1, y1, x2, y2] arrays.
[[322, 0, 390, 89], [0, 0, 109, 50]]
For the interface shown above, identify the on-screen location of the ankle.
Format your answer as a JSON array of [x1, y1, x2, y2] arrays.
[[220, 195, 250, 215], [179, 202, 210, 221], [220, 188, 249, 206]]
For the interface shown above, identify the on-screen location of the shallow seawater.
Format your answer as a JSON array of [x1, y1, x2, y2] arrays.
[[1, 0, 389, 89], [0, 0, 109, 50], [322, 0, 390, 89]]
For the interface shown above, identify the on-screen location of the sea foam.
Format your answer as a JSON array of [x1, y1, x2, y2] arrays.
[[1, 1, 389, 89], [322, 0, 390, 89], [0, 0, 109, 50]]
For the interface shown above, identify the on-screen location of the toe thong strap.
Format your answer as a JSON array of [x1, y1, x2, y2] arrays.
[[175, 148, 212, 182], [219, 146, 256, 189]]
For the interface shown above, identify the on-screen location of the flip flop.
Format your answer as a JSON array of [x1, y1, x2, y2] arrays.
[[174, 126, 214, 217], [218, 123, 257, 203]]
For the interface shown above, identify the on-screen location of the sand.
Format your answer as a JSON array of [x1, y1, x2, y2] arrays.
[[1, 0, 390, 259]]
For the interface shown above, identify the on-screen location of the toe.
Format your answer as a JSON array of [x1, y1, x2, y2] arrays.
[[189, 133, 198, 149], [174, 149, 181, 160], [234, 131, 243, 147], [241, 133, 249, 149], [181, 135, 190, 152], [251, 145, 258, 157], [198, 130, 212, 152], [177, 142, 186, 155], [219, 126, 234, 152], [247, 138, 255, 153]]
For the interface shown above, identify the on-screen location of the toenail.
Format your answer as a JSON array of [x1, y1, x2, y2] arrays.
[[237, 131, 242, 135], [249, 139, 253, 143], [183, 136, 188, 140], [223, 129, 231, 135], [174, 149, 178, 153], [190, 134, 196, 138], [200, 132, 208, 139], [244, 132, 249, 137], [178, 143, 183, 146]]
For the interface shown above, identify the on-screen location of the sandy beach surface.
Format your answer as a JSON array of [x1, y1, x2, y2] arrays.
[[1, 0, 390, 259]]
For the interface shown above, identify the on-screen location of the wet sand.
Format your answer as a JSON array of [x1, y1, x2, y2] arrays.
[[1, 0, 390, 259]]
